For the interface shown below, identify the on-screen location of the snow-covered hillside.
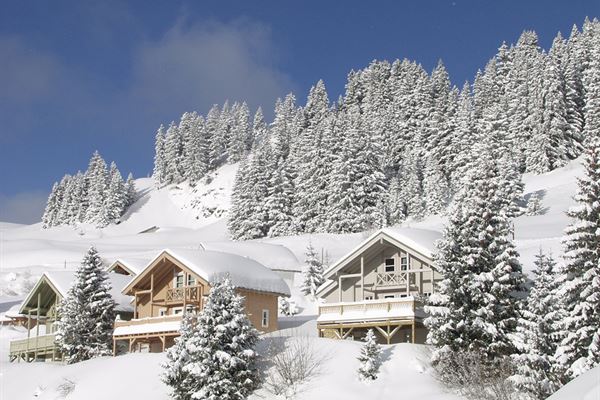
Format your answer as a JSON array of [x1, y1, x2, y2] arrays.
[[0, 158, 585, 400]]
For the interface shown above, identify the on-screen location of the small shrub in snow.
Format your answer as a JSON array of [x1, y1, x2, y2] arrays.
[[162, 275, 259, 400], [279, 297, 298, 316], [357, 329, 382, 381], [56, 378, 76, 398], [434, 349, 520, 400], [55, 246, 116, 364], [265, 335, 326, 399]]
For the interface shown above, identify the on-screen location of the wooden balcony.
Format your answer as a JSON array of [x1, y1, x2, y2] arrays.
[[317, 297, 425, 325], [9, 333, 59, 362], [165, 285, 203, 304]]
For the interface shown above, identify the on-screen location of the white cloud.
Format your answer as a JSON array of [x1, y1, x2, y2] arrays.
[[0, 191, 48, 224], [129, 19, 296, 118]]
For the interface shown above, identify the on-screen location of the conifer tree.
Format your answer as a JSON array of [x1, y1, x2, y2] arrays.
[[41, 182, 60, 228], [153, 124, 168, 187], [84, 151, 109, 226], [166, 276, 259, 400], [125, 172, 136, 207], [555, 138, 600, 378], [55, 246, 116, 364], [162, 312, 198, 400], [425, 151, 526, 362], [103, 162, 126, 224], [510, 251, 563, 399], [251, 107, 268, 149], [301, 243, 325, 297], [357, 329, 382, 381], [164, 122, 184, 184]]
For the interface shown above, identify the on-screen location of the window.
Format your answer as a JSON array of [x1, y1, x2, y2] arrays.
[[400, 293, 408, 298], [384, 294, 396, 299], [187, 274, 196, 286], [159, 308, 167, 316], [364, 296, 374, 301], [384, 258, 395, 273], [400, 256, 408, 271], [422, 292, 432, 297], [173, 307, 184, 315], [185, 305, 195, 314], [261, 309, 269, 328], [174, 271, 184, 288]]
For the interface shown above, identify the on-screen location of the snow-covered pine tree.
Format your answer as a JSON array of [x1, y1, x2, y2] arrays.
[[301, 242, 325, 297], [555, 138, 600, 379], [55, 246, 116, 364], [153, 124, 168, 187], [510, 251, 563, 399], [228, 102, 251, 162], [397, 147, 425, 219], [103, 162, 126, 224], [357, 329, 382, 381], [41, 182, 60, 228], [425, 150, 526, 362], [125, 172, 136, 207], [326, 106, 387, 232], [251, 107, 268, 149], [384, 176, 406, 226], [162, 312, 198, 400], [526, 192, 543, 216], [581, 21, 600, 143], [180, 112, 207, 185], [209, 101, 231, 168], [84, 151, 109, 226], [169, 276, 259, 400], [164, 121, 185, 185], [423, 156, 450, 216]]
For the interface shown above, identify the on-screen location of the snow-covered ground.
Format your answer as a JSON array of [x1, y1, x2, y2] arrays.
[[0, 336, 459, 400], [0, 158, 585, 400]]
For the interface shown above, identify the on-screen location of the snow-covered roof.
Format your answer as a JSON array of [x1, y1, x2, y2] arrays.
[[107, 257, 153, 276], [199, 241, 301, 272], [317, 227, 442, 296], [381, 227, 442, 259], [124, 248, 290, 297], [42, 270, 134, 313]]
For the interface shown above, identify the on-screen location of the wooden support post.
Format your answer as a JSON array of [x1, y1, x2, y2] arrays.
[[360, 256, 364, 301], [412, 322, 416, 344], [113, 339, 117, 356], [431, 270, 435, 293], [150, 273, 155, 317], [160, 335, 166, 352], [133, 294, 138, 319], [387, 324, 391, 345], [183, 271, 188, 312]]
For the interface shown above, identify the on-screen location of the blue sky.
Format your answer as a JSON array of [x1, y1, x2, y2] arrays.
[[0, 0, 598, 223]]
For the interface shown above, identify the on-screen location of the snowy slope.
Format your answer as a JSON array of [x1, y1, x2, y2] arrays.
[[0, 338, 459, 400]]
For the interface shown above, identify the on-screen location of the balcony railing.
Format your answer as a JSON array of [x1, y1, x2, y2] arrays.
[[317, 297, 425, 324], [375, 272, 416, 287], [165, 285, 203, 304], [9, 333, 56, 355], [113, 315, 183, 337]]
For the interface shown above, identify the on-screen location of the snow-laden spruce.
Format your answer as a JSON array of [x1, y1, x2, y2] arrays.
[[55, 246, 116, 364], [300, 242, 326, 298], [555, 138, 600, 379], [509, 251, 563, 399], [162, 276, 259, 400], [42, 151, 135, 228], [162, 312, 199, 400], [425, 150, 526, 362], [357, 329, 382, 381]]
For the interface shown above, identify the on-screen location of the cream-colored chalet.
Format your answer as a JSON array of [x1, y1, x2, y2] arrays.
[[113, 248, 290, 354], [9, 271, 134, 363], [316, 228, 443, 344]]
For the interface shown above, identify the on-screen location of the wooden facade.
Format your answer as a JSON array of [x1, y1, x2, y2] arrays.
[[9, 275, 63, 362], [113, 250, 281, 355], [316, 229, 442, 344]]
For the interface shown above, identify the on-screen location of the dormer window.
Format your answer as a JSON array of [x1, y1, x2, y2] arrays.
[[385, 258, 395, 273], [187, 274, 196, 286]]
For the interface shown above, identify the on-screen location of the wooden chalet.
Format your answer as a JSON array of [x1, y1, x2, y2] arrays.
[[112, 248, 290, 354], [107, 257, 152, 276], [316, 228, 443, 344], [9, 271, 134, 362]]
